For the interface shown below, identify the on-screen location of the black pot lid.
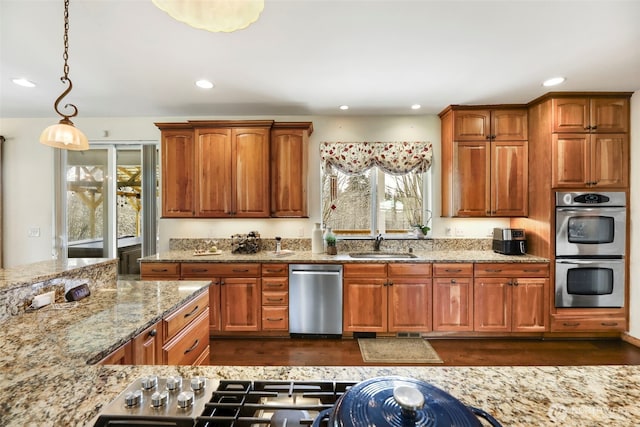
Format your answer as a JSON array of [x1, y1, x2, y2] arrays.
[[331, 376, 484, 427]]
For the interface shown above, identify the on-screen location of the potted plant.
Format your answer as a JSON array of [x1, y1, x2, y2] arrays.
[[325, 229, 338, 255], [413, 224, 430, 238]]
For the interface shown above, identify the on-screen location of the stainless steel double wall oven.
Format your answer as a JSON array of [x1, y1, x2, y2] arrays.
[[555, 191, 626, 308]]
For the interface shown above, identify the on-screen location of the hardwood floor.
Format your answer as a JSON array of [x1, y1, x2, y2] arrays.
[[209, 337, 640, 366]]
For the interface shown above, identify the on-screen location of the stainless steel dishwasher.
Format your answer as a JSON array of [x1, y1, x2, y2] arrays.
[[289, 264, 343, 337]]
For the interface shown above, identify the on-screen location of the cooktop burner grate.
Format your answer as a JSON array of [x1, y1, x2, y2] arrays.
[[195, 380, 356, 427]]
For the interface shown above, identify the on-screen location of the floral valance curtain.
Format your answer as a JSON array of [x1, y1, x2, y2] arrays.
[[320, 141, 433, 175]]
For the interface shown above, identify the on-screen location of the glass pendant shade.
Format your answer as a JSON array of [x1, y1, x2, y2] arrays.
[[152, 0, 264, 33], [40, 120, 89, 151]]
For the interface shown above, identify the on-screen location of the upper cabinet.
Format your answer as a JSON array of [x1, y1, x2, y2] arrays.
[[156, 120, 312, 218], [270, 123, 313, 218], [440, 106, 528, 217], [548, 94, 630, 189]]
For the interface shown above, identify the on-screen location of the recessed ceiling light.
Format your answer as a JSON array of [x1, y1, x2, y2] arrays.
[[339, 105, 349, 110], [542, 77, 566, 87], [12, 78, 36, 88], [411, 104, 421, 110], [195, 79, 214, 89]]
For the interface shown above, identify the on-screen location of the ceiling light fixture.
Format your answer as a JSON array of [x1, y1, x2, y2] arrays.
[[39, 0, 88, 151], [152, 0, 264, 33], [411, 104, 421, 110], [542, 77, 566, 87], [12, 78, 36, 88], [195, 79, 214, 89], [339, 105, 349, 110]]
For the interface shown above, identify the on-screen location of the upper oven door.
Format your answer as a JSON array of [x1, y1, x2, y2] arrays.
[[555, 206, 626, 257]]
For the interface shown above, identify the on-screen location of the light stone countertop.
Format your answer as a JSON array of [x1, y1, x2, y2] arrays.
[[140, 249, 549, 264]]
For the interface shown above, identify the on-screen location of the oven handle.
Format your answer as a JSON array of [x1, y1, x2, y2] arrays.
[[556, 207, 625, 213], [556, 259, 624, 265]]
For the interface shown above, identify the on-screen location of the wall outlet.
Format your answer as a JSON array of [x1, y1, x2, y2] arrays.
[[28, 227, 40, 237], [445, 227, 452, 237], [32, 291, 55, 309], [455, 227, 465, 237]]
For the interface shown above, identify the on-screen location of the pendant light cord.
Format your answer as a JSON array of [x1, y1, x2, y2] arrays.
[[53, 0, 78, 124]]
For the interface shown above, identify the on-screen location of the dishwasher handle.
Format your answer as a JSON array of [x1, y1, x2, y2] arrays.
[[291, 270, 341, 276]]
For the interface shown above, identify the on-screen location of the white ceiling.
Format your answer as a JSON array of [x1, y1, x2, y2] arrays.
[[1, 0, 639, 118]]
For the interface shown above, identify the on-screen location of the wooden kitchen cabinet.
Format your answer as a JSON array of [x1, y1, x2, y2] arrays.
[[552, 133, 628, 188], [99, 341, 132, 365], [140, 262, 181, 280], [195, 125, 270, 217], [343, 263, 432, 333], [552, 97, 629, 133], [160, 127, 195, 217], [261, 264, 289, 332], [473, 263, 548, 333], [181, 263, 261, 334], [440, 106, 528, 217], [432, 263, 474, 332], [270, 123, 313, 218], [131, 321, 163, 365]]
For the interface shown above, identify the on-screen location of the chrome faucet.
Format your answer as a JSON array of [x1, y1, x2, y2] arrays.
[[374, 234, 384, 251]]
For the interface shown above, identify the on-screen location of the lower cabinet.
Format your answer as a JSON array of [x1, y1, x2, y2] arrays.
[[261, 264, 289, 332], [163, 310, 210, 365], [99, 341, 132, 365], [473, 263, 549, 332], [550, 311, 626, 332], [131, 321, 163, 365], [432, 263, 474, 332], [343, 263, 432, 333], [140, 262, 181, 280]]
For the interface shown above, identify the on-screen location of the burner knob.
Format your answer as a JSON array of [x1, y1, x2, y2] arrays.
[[177, 391, 195, 409], [124, 390, 143, 407], [166, 376, 183, 391], [190, 377, 206, 392], [140, 375, 158, 390], [151, 390, 169, 408]]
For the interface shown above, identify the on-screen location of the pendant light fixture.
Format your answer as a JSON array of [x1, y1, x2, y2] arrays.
[[152, 0, 264, 33], [39, 0, 88, 151]]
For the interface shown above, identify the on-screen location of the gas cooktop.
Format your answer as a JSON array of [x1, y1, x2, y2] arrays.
[[93, 376, 355, 427]]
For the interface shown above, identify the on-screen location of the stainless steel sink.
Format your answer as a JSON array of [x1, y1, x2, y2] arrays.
[[348, 252, 418, 259]]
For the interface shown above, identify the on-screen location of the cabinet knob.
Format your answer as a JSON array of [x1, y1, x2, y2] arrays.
[[450, 279, 457, 284], [149, 329, 157, 337]]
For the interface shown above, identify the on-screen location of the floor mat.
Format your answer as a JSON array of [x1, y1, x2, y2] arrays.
[[358, 338, 444, 364]]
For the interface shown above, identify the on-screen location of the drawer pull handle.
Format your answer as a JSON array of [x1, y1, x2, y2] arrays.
[[267, 297, 283, 302], [445, 269, 462, 273], [233, 269, 250, 273], [601, 322, 618, 327], [524, 269, 541, 273], [486, 269, 502, 273], [148, 329, 157, 337], [191, 268, 209, 273], [184, 339, 200, 354], [267, 317, 284, 321], [266, 283, 284, 288], [184, 305, 199, 318], [563, 322, 580, 327], [266, 269, 284, 273], [151, 268, 168, 272]]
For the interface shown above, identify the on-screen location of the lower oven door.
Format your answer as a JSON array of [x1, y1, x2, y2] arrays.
[[555, 259, 625, 308]]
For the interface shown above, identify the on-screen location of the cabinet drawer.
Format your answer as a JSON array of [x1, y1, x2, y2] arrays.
[[474, 263, 549, 277], [140, 262, 180, 279], [262, 277, 288, 291], [163, 291, 209, 342], [388, 263, 432, 277], [262, 306, 288, 331], [262, 264, 288, 277], [262, 291, 288, 306], [163, 310, 209, 365], [182, 263, 260, 277], [550, 316, 626, 332], [344, 263, 387, 277], [433, 263, 473, 277]]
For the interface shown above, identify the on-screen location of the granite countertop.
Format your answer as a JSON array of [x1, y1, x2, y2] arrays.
[[140, 249, 549, 264], [1, 278, 639, 426]]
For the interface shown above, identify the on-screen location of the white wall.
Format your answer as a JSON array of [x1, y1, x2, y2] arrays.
[[629, 91, 640, 339], [0, 114, 508, 267]]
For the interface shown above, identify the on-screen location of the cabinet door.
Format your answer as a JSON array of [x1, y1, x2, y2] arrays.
[[511, 278, 548, 332], [343, 278, 387, 332], [453, 110, 491, 141], [590, 98, 629, 133], [552, 98, 589, 133], [552, 133, 590, 188], [590, 134, 628, 188], [220, 277, 261, 331], [491, 109, 528, 141], [433, 277, 473, 331], [270, 128, 309, 217], [99, 341, 132, 365], [474, 278, 511, 332], [387, 279, 432, 332], [209, 280, 221, 333], [491, 141, 528, 216], [453, 141, 490, 216], [233, 128, 270, 217], [195, 128, 232, 217], [161, 130, 194, 217], [131, 321, 163, 365]]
